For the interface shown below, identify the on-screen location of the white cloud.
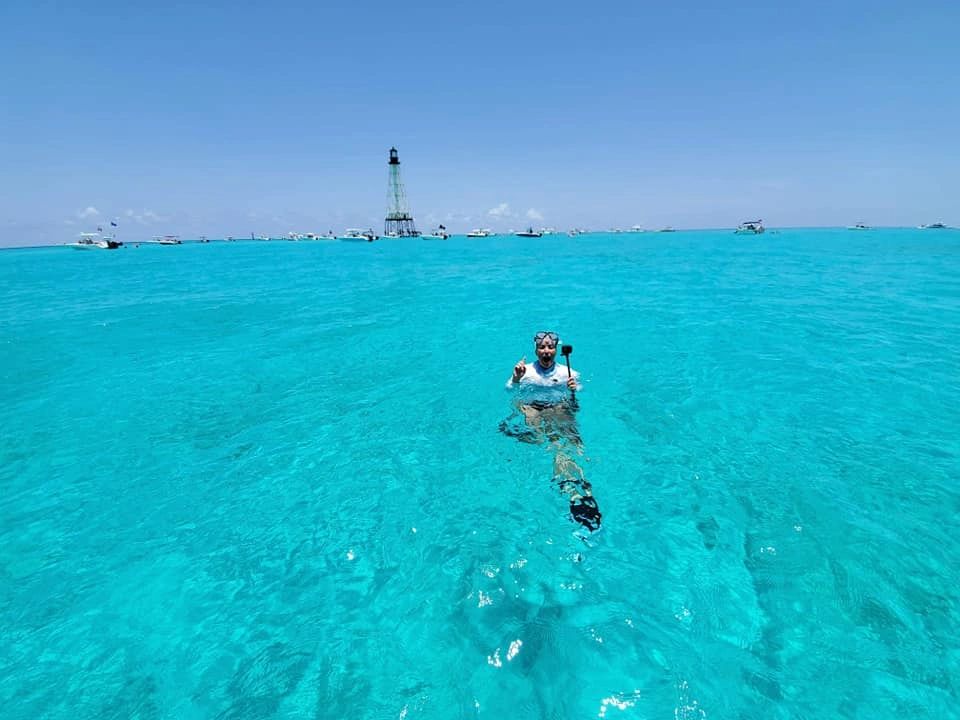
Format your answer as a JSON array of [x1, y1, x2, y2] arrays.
[[488, 202, 512, 219], [124, 208, 164, 224], [78, 206, 100, 219], [526, 208, 544, 221]]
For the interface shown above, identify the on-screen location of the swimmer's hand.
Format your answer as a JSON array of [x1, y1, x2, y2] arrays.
[[566, 376, 578, 390], [512, 356, 527, 383]]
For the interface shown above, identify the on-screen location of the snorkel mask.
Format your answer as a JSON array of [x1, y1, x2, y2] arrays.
[[533, 331, 560, 348]]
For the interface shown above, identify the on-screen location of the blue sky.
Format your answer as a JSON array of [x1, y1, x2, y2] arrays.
[[2, 0, 958, 245]]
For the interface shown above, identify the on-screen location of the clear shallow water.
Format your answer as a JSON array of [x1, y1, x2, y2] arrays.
[[1, 229, 958, 719]]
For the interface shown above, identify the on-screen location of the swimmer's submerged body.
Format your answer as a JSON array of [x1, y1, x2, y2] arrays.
[[501, 332, 602, 532]]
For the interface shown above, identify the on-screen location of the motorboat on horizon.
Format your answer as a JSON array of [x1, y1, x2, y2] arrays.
[[515, 227, 543, 237], [65, 231, 122, 250], [629, 225, 646, 233], [466, 228, 494, 238], [734, 220, 765, 234], [339, 228, 378, 242], [152, 235, 182, 245], [848, 223, 871, 230], [422, 225, 449, 240], [919, 222, 949, 229], [659, 226, 677, 233]]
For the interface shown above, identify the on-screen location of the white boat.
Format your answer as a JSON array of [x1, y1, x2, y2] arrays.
[[848, 223, 871, 230], [629, 225, 646, 233], [339, 228, 377, 242], [154, 235, 182, 245], [65, 232, 122, 250], [422, 225, 449, 240], [659, 226, 677, 233], [734, 220, 764, 234], [515, 227, 543, 238], [466, 228, 494, 238], [919, 222, 948, 229]]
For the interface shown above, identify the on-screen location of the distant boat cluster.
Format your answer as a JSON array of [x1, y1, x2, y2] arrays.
[[64, 220, 952, 250], [60, 226, 627, 248], [63, 220, 955, 250], [846, 222, 952, 231], [65, 233, 182, 250], [61, 149, 955, 250]]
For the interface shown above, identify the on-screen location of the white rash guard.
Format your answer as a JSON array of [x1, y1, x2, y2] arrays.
[[506, 361, 581, 405]]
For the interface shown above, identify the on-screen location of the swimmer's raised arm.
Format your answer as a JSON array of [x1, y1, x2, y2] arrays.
[[508, 356, 527, 387]]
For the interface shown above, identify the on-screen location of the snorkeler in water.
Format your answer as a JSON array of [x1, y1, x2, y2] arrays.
[[501, 331, 602, 532]]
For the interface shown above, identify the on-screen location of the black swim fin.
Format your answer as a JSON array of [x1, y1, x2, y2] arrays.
[[570, 495, 602, 532]]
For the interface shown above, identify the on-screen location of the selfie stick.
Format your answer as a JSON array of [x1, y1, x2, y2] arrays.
[[561, 344, 576, 402]]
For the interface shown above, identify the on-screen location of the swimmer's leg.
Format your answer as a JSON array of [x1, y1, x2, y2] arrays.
[[543, 407, 583, 451], [500, 405, 548, 445], [498, 419, 541, 444], [553, 451, 602, 532]]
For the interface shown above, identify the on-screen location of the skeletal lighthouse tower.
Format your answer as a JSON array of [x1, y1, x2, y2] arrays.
[[384, 147, 419, 237]]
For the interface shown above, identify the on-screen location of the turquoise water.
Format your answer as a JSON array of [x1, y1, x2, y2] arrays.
[[2, 229, 958, 719]]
